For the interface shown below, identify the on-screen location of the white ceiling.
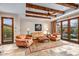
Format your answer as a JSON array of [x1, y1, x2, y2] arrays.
[[0, 3, 26, 15], [33, 3, 71, 11]]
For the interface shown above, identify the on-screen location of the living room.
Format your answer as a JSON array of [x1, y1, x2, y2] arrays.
[[0, 3, 79, 56]]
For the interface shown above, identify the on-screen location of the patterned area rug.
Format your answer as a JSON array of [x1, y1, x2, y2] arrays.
[[25, 40, 67, 55]]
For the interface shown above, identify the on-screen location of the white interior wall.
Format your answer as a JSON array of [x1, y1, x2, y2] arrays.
[[20, 17, 51, 34]]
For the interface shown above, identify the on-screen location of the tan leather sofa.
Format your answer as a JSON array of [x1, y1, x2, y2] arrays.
[[32, 32, 44, 39], [16, 35, 33, 47]]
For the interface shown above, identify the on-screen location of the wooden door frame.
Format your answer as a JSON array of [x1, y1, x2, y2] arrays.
[[68, 19, 70, 41], [1, 17, 14, 44], [77, 17, 79, 43], [60, 21, 62, 39]]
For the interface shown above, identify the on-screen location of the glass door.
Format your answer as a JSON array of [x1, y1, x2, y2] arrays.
[[56, 22, 61, 34], [62, 21, 68, 40], [2, 17, 14, 44], [70, 19, 78, 42]]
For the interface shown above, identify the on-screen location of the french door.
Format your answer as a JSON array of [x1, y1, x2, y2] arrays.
[[59, 18, 79, 43], [62, 21, 68, 40], [70, 19, 78, 42], [1, 17, 14, 44]]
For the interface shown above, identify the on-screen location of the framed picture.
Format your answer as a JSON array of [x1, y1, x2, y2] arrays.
[[35, 24, 42, 31]]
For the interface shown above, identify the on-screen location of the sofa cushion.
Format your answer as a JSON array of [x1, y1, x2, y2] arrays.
[[38, 35, 49, 42], [32, 32, 44, 39]]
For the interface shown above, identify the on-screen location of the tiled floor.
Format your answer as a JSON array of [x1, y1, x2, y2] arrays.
[[0, 40, 79, 56]]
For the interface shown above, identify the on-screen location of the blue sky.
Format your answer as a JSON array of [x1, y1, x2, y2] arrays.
[[4, 19, 12, 25]]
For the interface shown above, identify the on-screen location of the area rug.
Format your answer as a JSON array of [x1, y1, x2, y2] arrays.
[[25, 40, 67, 55]]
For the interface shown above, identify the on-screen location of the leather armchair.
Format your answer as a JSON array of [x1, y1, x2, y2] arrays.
[[16, 35, 33, 47], [48, 34, 57, 41]]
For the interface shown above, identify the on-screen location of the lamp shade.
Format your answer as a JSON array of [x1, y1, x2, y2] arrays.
[[27, 28, 30, 31], [43, 31, 47, 34], [46, 28, 48, 31]]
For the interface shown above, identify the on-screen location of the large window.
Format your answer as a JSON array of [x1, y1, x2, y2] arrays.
[[56, 17, 79, 43], [70, 19, 78, 41], [62, 21, 68, 39]]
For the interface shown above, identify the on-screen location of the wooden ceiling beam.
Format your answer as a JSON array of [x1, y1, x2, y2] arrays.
[[26, 10, 56, 17], [26, 10, 50, 16], [57, 3, 78, 8], [26, 14, 51, 19], [26, 3, 64, 14]]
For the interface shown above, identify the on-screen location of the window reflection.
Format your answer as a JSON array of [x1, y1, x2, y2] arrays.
[[62, 21, 68, 39], [70, 19, 78, 41]]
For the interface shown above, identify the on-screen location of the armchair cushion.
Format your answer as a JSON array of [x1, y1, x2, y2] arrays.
[[16, 36, 21, 39], [16, 35, 26, 39], [52, 33, 57, 37]]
